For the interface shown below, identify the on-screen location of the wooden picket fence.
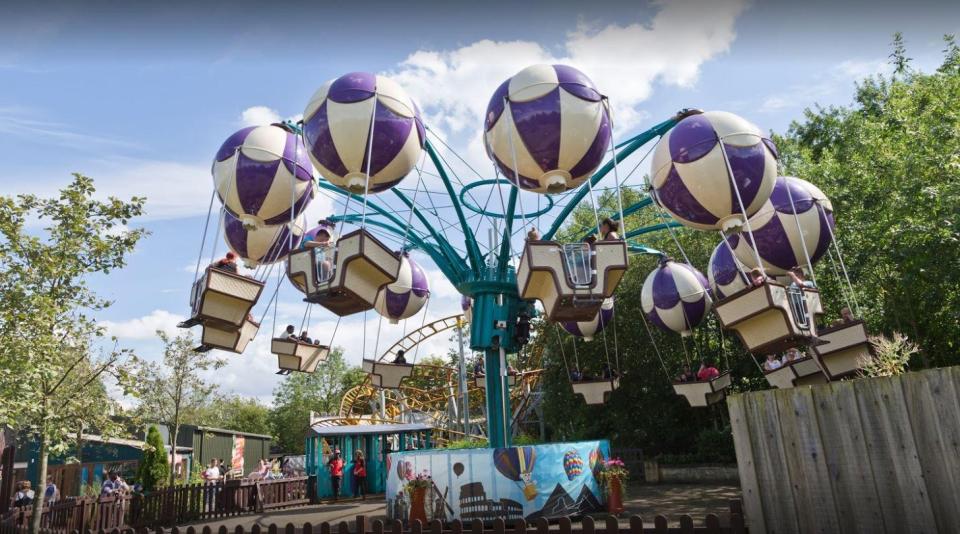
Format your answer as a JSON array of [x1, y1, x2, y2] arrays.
[[0, 477, 309, 532], [0, 508, 747, 534]]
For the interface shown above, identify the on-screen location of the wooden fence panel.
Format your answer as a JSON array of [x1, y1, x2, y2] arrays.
[[899, 366, 960, 532], [730, 366, 960, 533], [810, 382, 885, 534]]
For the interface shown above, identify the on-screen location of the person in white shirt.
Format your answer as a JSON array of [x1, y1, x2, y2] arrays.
[[763, 353, 783, 372], [101, 472, 128, 496], [203, 461, 221, 484]]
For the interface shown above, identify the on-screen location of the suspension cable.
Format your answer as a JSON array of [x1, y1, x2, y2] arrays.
[[554, 324, 573, 380], [817, 202, 861, 316], [193, 189, 217, 283], [717, 132, 766, 276], [782, 175, 818, 285], [638, 305, 672, 380]]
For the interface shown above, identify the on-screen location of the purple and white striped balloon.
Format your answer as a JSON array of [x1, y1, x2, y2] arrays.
[[213, 124, 314, 229], [374, 254, 430, 324], [649, 111, 778, 231], [641, 260, 712, 337], [708, 238, 750, 300], [562, 297, 614, 342], [730, 176, 835, 276], [303, 72, 424, 195], [484, 64, 611, 194], [223, 211, 306, 268]]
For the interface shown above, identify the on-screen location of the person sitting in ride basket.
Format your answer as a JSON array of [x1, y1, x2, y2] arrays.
[[212, 251, 238, 273], [284, 324, 298, 341], [570, 369, 582, 382], [782, 347, 804, 364], [474, 360, 485, 377], [526, 227, 540, 241], [599, 217, 621, 241], [697, 360, 720, 381], [763, 353, 783, 371], [299, 330, 313, 345], [831, 306, 856, 327], [393, 349, 407, 364], [677, 365, 697, 383], [601, 363, 619, 379], [748, 267, 768, 287]]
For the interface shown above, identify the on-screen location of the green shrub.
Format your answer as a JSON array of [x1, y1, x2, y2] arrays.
[[441, 439, 487, 450], [137, 425, 169, 491]]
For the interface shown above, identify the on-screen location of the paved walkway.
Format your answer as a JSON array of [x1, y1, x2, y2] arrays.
[[188, 484, 742, 530]]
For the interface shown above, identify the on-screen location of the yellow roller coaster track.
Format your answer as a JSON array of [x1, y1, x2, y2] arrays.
[[336, 314, 544, 444]]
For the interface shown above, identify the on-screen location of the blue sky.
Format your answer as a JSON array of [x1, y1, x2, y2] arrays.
[[2, 0, 958, 402]]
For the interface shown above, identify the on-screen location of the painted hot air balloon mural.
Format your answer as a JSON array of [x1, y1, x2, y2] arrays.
[[494, 446, 538, 501], [484, 64, 611, 194], [589, 447, 605, 480], [212, 123, 315, 229], [562, 449, 584, 481], [453, 462, 464, 477]]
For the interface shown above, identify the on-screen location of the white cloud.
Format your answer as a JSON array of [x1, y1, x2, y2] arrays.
[[388, 0, 747, 170], [101, 309, 185, 340], [240, 106, 282, 127], [759, 58, 892, 113], [0, 106, 141, 151]]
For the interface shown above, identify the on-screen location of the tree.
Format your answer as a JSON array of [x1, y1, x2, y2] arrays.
[[197, 395, 272, 437], [138, 425, 169, 491], [0, 174, 145, 534], [133, 330, 223, 487], [270, 349, 365, 453]]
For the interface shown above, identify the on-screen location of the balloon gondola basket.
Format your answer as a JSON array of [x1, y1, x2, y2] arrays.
[[195, 319, 259, 354], [516, 241, 627, 322], [763, 356, 828, 389], [288, 229, 400, 317], [673, 371, 731, 407], [474, 375, 518, 389], [571, 378, 619, 405], [362, 359, 414, 389], [811, 320, 873, 380], [271, 337, 329, 375], [713, 281, 823, 355], [178, 266, 265, 330]]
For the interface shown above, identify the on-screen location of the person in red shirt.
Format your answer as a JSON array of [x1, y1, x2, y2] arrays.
[[352, 450, 367, 500], [697, 360, 720, 381], [327, 450, 344, 501]]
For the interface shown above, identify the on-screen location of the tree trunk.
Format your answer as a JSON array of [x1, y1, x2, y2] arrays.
[[29, 437, 48, 534], [168, 424, 179, 488]]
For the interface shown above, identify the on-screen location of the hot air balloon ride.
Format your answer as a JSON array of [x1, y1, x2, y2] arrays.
[[223, 211, 306, 269], [374, 253, 430, 324], [495, 65, 628, 323], [494, 447, 538, 501], [648, 110, 779, 232], [559, 298, 620, 404]]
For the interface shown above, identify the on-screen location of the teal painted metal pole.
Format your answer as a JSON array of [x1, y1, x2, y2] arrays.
[[483, 347, 511, 448], [580, 197, 654, 238], [391, 188, 470, 282], [542, 116, 679, 241], [497, 186, 518, 278], [424, 139, 483, 275], [625, 221, 683, 239]]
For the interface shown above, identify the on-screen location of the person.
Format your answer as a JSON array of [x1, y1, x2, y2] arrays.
[[748, 267, 768, 288], [473, 360, 484, 377], [327, 450, 345, 501], [44, 476, 59, 504], [677, 365, 697, 383], [782, 347, 805, 364], [303, 223, 335, 281], [299, 330, 313, 345], [697, 360, 720, 381], [212, 252, 239, 273], [763, 353, 783, 372], [583, 234, 597, 245], [284, 324, 298, 341], [217, 458, 229, 480], [14, 481, 34, 508], [202, 460, 221, 484], [352, 450, 367, 500], [101, 471, 129, 496], [393, 349, 407, 364], [599, 218, 621, 241], [601, 363, 619, 379], [831, 306, 856, 327], [787, 266, 815, 289], [526, 227, 540, 242], [570, 369, 582, 382], [580, 368, 595, 381]]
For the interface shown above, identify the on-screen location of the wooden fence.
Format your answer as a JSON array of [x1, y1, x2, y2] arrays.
[[0, 477, 309, 532], [0, 511, 747, 534], [728, 365, 960, 533]]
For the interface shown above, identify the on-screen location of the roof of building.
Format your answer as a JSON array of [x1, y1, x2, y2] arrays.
[[308, 423, 432, 437]]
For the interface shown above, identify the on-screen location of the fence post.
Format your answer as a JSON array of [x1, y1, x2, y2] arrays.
[[678, 516, 693, 534], [628, 516, 643, 534], [356, 515, 366, 534], [604, 515, 618, 534], [557, 517, 571, 534], [581, 516, 595, 534], [653, 516, 668, 534], [704, 514, 720, 533], [336, 522, 349, 534]]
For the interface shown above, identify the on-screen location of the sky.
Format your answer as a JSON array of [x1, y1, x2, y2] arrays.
[[2, 0, 958, 405]]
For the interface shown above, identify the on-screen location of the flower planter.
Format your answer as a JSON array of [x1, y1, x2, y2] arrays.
[[409, 486, 427, 525], [606, 477, 624, 515]]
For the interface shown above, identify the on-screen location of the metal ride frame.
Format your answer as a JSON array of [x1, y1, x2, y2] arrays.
[[321, 111, 691, 448]]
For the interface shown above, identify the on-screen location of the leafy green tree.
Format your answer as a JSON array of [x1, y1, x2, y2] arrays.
[[198, 395, 272, 436], [0, 175, 145, 533], [270, 349, 365, 453], [775, 35, 960, 367], [132, 330, 223, 487], [138, 425, 169, 491]]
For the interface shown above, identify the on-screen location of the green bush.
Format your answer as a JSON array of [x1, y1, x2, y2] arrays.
[[441, 439, 487, 450], [656, 426, 736, 465], [137, 425, 169, 491]]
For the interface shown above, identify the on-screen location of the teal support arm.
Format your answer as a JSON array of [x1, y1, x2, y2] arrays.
[[424, 139, 484, 276]]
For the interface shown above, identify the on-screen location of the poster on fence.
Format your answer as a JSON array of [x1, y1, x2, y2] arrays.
[[232, 435, 245, 475], [386, 440, 609, 522]]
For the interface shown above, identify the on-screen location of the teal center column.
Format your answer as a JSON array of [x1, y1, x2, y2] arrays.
[[484, 348, 512, 448]]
